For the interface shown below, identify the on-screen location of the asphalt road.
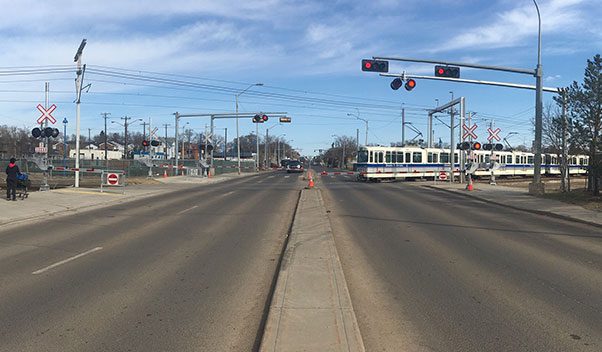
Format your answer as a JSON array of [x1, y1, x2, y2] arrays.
[[0, 172, 302, 352], [318, 167, 601, 352]]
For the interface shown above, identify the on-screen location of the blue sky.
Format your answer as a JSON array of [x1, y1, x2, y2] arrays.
[[0, 0, 601, 155]]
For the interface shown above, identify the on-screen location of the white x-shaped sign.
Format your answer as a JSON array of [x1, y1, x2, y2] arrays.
[[487, 127, 501, 142], [37, 104, 57, 124], [462, 123, 478, 139]]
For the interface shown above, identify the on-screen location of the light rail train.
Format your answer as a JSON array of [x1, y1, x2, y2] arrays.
[[353, 146, 589, 182]]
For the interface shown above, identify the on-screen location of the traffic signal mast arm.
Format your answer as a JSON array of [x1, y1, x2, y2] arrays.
[[380, 73, 559, 93], [373, 56, 534, 76]]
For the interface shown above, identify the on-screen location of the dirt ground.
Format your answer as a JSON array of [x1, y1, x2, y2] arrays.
[[485, 177, 601, 211], [21, 173, 161, 190]]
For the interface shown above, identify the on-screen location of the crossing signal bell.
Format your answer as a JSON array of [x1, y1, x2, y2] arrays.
[[435, 65, 460, 78], [361, 59, 389, 73]]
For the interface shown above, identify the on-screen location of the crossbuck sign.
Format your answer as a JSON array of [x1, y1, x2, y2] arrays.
[[487, 127, 501, 142], [37, 104, 57, 124], [462, 123, 478, 139]]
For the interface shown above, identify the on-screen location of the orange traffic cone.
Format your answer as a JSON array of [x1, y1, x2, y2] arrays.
[[163, 169, 168, 178], [308, 177, 314, 188]]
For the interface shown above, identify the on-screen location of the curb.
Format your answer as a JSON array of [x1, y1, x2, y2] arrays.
[[424, 185, 602, 229], [259, 188, 365, 352]]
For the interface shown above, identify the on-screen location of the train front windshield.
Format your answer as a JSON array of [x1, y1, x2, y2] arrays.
[[358, 150, 368, 163]]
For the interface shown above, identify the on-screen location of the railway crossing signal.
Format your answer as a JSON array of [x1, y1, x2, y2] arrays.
[[404, 79, 416, 91], [390, 78, 403, 90], [434, 65, 460, 78], [483, 143, 504, 151], [142, 140, 150, 147], [32, 127, 60, 139], [459, 141, 482, 150], [361, 59, 389, 72]]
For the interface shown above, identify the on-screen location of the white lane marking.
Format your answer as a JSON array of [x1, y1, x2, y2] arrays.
[[221, 191, 235, 197], [267, 175, 275, 179], [32, 247, 103, 275], [284, 175, 290, 178], [177, 205, 199, 215]]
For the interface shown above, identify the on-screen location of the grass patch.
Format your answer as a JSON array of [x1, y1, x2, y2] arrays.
[[540, 190, 602, 212]]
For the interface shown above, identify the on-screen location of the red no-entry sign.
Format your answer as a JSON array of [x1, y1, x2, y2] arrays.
[[107, 173, 119, 185]]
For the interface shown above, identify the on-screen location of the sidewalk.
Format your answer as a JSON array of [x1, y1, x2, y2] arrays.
[[0, 172, 256, 228], [425, 182, 602, 228], [260, 189, 365, 352]]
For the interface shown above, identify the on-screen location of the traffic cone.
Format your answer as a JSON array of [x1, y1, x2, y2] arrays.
[[163, 169, 168, 178], [308, 177, 314, 189]]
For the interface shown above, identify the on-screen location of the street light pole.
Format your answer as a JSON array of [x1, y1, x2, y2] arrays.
[[347, 110, 368, 146], [531, 0, 545, 194], [235, 83, 263, 174]]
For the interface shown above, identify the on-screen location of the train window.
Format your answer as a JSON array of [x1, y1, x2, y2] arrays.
[[378, 152, 384, 163], [433, 153, 438, 163], [528, 156, 534, 164], [405, 152, 411, 163], [386, 151, 392, 163], [413, 152, 422, 163], [572, 157, 577, 164], [395, 152, 403, 163], [454, 153, 459, 163], [427, 152, 433, 163], [501, 155, 506, 163], [358, 150, 368, 163], [485, 155, 490, 163], [440, 152, 449, 163], [516, 156, 520, 164], [369, 151, 373, 163], [580, 158, 585, 165]]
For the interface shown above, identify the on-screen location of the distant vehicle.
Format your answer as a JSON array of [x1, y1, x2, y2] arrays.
[[280, 159, 291, 168], [286, 160, 304, 173]]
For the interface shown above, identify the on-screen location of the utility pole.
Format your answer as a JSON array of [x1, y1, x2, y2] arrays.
[[224, 128, 228, 161], [401, 108, 405, 146], [163, 123, 170, 160], [88, 128, 91, 150], [121, 116, 132, 159], [265, 128, 269, 169], [101, 112, 110, 167]]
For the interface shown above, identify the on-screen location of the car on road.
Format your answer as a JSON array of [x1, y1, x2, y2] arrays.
[[286, 160, 304, 173]]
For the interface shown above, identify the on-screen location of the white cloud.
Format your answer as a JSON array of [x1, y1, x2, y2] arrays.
[[433, 0, 587, 52]]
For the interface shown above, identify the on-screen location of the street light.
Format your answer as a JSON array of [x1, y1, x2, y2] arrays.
[[276, 133, 286, 165], [181, 122, 190, 160], [235, 83, 263, 174], [531, 0, 545, 194], [347, 109, 368, 146]]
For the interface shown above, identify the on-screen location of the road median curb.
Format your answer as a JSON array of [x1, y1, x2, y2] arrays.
[[259, 188, 365, 352]]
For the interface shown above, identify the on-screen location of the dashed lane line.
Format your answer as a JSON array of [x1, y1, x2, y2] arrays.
[[32, 247, 103, 275]]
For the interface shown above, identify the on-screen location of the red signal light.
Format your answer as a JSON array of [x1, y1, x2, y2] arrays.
[[437, 68, 445, 75], [472, 142, 482, 150], [404, 79, 416, 91], [261, 114, 268, 122], [364, 62, 372, 69]]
